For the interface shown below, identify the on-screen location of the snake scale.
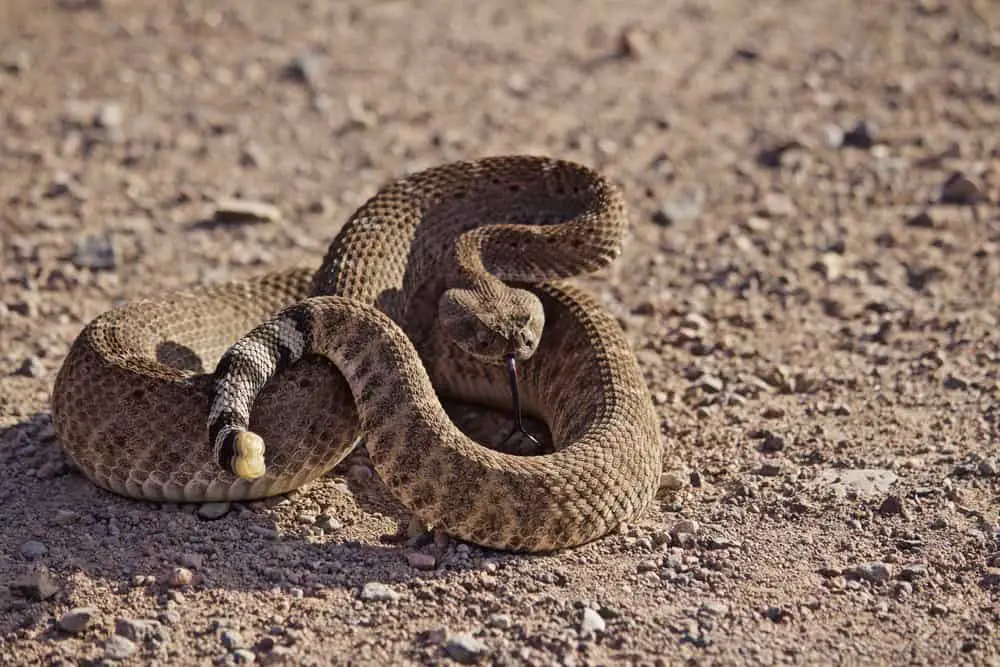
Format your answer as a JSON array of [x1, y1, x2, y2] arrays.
[[52, 156, 662, 551]]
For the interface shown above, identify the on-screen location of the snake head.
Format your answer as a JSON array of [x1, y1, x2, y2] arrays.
[[438, 286, 544, 362]]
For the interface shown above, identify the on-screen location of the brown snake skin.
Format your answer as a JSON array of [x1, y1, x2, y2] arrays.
[[52, 156, 662, 551]]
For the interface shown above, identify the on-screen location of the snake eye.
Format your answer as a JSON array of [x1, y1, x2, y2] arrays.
[[475, 329, 492, 349]]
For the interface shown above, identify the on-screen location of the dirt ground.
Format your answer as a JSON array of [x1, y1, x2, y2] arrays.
[[1, 0, 999, 665]]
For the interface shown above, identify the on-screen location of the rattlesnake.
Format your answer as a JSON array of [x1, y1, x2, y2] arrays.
[[52, 156, 662, 551]]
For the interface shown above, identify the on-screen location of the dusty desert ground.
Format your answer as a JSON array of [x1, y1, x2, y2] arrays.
[[1, 0, 999, 665]]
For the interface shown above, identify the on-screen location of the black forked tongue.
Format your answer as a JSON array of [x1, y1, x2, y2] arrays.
[[501, 353, 541, 450]]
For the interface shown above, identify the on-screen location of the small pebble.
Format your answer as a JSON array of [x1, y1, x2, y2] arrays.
[[284, 53, 322, 85], [54, 509, 79, 525], [939, 171, 986, 205], [19, 540, 48, 560], [115, 617, 165, 643], [760, 191, 795, 218], [847, 562, 892, 583], [841, 120, 876, 149], [72, 234, 118, 270], [977, 458, 998, 478], [671, 519, 700, 537], [248, 525, 279, 540], [443, 634, 488, 664], [197, 502, 232, 520], [180, 552, 205, 569], [579, 608, 606, 639], [168, 567, 194, 588], [900, 564, 928, 581], [213, 199, 282, 225], [233, 648, 256, 664], [158, 610, 182, 626], [636, 559, 659, 573], [104, 635, 137, 661], [658, 471, 687, 491], [653, 185, 705, 226], [359, 582, 400, 602], [11, 568, 60, 600], [488, 613, 512, 630], [406, 551, 436, 570], [878, 495, 904, 517], [58, 607, 98, 634], [221, 629, 246, 650], [15, 356, 44, 378], [316, 514, 343, 532], [260, 646, 296, 665], [906, 211, 934, 228]]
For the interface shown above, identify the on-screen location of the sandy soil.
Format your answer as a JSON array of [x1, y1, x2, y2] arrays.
[[1, 0, 999, 665]]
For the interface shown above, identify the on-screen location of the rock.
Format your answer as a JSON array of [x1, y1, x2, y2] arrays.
[[443, 634, 488, 664], [939, 171, 986, 205], [19, 540, 48, 560], [405, 552, 436, 570], [658, 471, 687, 491], [180, 552, 205, 569], [158, 610, 181, 626], [213, 199, 282, 225], [758, 462, 783, 477], [943, 374, 970, 390], [197, 502, 232, 520], [95, 102, 123, 130], [756, 140, 804, 168], [233, 648, 256, 664], [15, 356, 44, 378], [114, 617, 166, 644], [818, 468, 897, 498], [672, 519, 700, 536], [636, 559, 659, 573], [72, 234, 118, 270], [54, 509, 79, 525], [981, 569, 1000, 588], [761, 406, 785, 419], [359, 582, 400, 602], [617, 26, 651, 59], [579, 608, 606, 639], [653, 185, 704, 226], [487, 613, 512, 630], [221, 629, 245, 650], [905, 210, 935, 228], [760, 432, 786, 453], [248, 525, 279, 540], [58, 607, 98, 633], [847, 562, 892, 583], [241, 142, 269, 169], [696, 375, 724, 393], [316, 514, 343, 533], [978, 457, 999, 477], [760, 192, 795, 218], [877, 495, 904, 517], [261, 646, 296, 665], [840, 120, 876, 149], [104, 635, 137, 661], [701, 601, 729, 616], [11, 568, 60, 600], [762, 606, 793, 622], [168, 567, 194, 588], [900, 564, 928, 581], [284, 53, 322, 86], [815, 252, 845, 281]]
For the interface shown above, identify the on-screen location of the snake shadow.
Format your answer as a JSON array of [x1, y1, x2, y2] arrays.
[[0, 403, 551, 636]]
